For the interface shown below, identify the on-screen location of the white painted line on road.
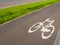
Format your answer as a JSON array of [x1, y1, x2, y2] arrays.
[[54, 30, 60, 45]]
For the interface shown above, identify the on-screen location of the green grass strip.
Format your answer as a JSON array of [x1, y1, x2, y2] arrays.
[[0, 0, 59, 24]]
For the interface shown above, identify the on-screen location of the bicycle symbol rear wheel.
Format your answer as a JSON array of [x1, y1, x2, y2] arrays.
[[28, 22, 41, 33]]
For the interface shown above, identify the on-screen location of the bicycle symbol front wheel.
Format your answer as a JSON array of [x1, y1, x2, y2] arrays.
[[41, 25, 55, 39]]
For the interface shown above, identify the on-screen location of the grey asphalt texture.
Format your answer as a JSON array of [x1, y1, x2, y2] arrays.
[[0, 0, 41, 3], [54, 30, 60, 45], [0, 2, 60, 45], [0, 0, 42, 8]]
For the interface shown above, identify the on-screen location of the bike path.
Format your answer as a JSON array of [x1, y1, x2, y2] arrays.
[[54, 30, 60, 45], [0, 0, 42, 8], [0, 2, 60, 45]]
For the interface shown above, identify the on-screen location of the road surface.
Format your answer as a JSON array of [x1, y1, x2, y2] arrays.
[[54, 30, 60, 45], [0, 2, 60, 45], [0, 0, 42, 8], [0, 0, 42, 3]]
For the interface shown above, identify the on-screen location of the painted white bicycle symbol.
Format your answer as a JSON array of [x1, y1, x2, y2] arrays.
[[28, 18, 55, 39]]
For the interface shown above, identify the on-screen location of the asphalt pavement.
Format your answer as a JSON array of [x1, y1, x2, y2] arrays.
[[0, 2, 60, 45], [54, 30, 60, 45], [0, 0, 42, 8]]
